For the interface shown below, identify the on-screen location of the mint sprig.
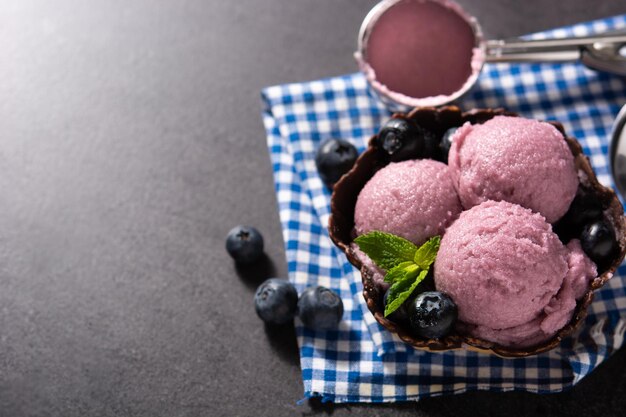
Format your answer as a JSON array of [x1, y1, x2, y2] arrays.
[[354, 232, 441, 318], [384, 261, 417, 284]]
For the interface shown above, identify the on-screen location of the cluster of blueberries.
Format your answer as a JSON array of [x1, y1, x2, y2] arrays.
[[376, 118, 458, 164], [554, 191, 619, 270], [313, 117, 457, 189], [226, 226, 343, 329]]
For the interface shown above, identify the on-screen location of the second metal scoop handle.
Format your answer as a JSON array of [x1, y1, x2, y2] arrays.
[[485, 30, 626, 76]]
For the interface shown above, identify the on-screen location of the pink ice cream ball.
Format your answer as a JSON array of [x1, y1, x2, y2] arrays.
[[463, 239, 596, 347], [354, 159, 462, 245], [448, 116, 578, 223], [434, 200, 596, 347]]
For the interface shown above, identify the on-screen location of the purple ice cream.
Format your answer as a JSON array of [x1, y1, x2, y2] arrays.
[[354, 159, 462, 246], [434, 200, 597, 347], [355, 0, 484, 107], [448, 116, 578, 223]]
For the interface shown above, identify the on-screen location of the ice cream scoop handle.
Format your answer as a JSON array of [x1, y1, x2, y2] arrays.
[[484, 30, 626, 75]]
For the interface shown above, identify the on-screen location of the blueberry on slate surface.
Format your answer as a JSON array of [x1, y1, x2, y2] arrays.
[[254, 279, 299, 325], [225, 225, 264, 264], [408, 291, 457, 339], [580, 220, 618, 268], [439, 127, 459, 163], [315, 138, 358, 188], [377, 118, 425, 162], [298, 286, 344, 330], [553, 190, 604, 243]]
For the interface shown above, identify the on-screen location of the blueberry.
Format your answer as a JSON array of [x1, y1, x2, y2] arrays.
[[568, 194, 604, 226], [439, 127, 459, 163], [225, 225, 264, 264], [377, 118, 425, 162], [382, 288, 410, 323], [254, 279, 298, 325], [554, 190, 604, 243], [298, 286, 343, 330], [580, 220, 618, 268], [408, 291, 457, 339], [315, 138, 358, 188]]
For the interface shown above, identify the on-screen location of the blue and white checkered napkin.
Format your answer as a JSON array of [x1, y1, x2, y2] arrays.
[[261, 15, 626, 403]]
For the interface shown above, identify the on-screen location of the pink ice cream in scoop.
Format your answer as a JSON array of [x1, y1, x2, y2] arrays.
[[356, 0, 484, 107], [434, 200, 597, 347], [448, 116, 578, 223], [365, 0, 477, 98], [354, 159, 462, 246]]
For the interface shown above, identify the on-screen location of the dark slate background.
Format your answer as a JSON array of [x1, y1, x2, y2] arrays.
[[1, 1, 626, 416]]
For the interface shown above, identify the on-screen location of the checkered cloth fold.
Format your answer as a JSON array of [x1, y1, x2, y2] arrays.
[[261, 15, 626, 403]]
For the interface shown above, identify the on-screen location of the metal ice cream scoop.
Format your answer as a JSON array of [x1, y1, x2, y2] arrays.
[[610, 104, 626, 199]]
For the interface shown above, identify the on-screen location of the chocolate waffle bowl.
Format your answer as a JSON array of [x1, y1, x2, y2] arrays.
[[328, 106, 626, 358]]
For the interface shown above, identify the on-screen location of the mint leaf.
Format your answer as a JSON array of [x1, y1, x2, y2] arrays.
[[384, 262, 419, 284], [355, 232, 442, 318], [354, 231, 417, 270], [413, 235, 441, 269], [384, 269, 429, 317]]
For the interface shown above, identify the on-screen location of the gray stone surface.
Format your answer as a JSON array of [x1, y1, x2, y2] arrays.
[[1, 0, 626, 416]]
